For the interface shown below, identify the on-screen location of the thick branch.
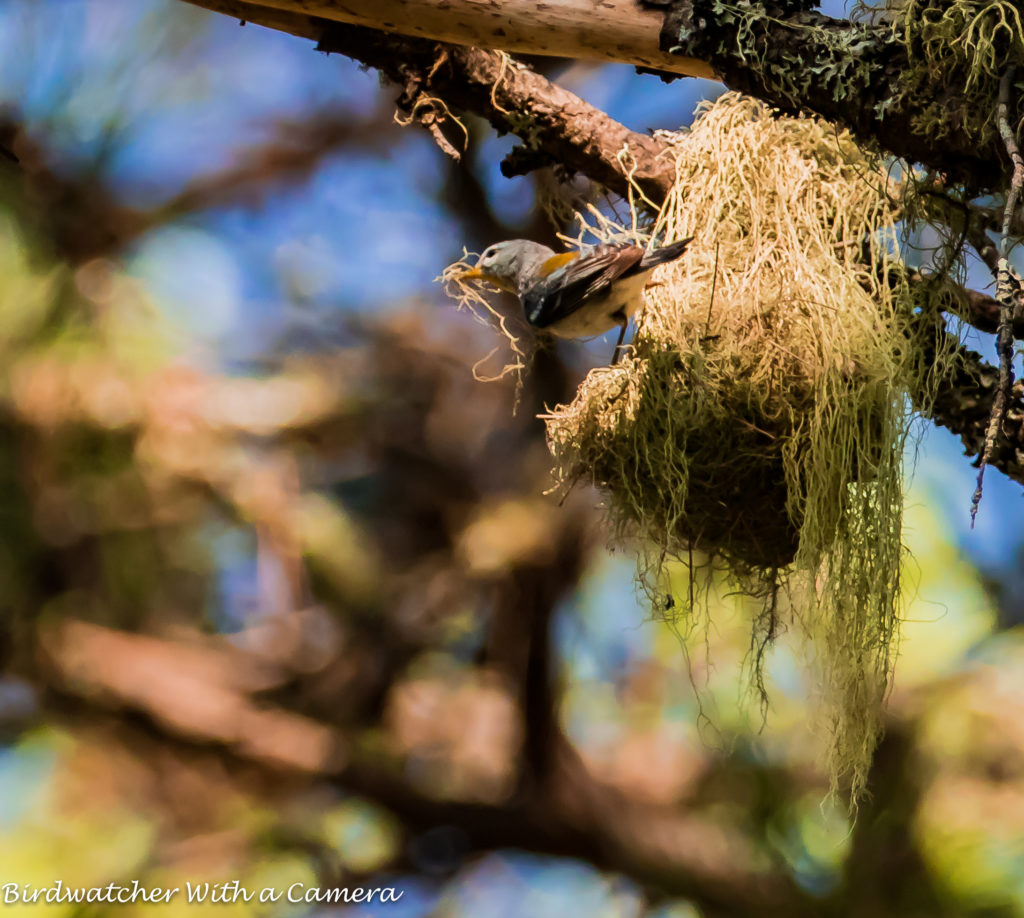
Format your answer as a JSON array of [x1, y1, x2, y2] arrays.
[[176, 1, 1024, 488], [189, 0, 714, 78], [320, 24, 677, 197], [185, 1, 677, 202], [339, 758, 815, 917]]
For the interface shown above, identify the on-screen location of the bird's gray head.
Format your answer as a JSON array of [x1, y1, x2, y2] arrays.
[[461, 240, 553, 294]]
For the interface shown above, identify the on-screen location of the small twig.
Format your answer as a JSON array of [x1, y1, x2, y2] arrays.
[[393, 80, 467, 161], [702, 241, 721, 341], [427, 46, 449, 80], [972, 66, 1024, 526], [425, 117, 462, 161]]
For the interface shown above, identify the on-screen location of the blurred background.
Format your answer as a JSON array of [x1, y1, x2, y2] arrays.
[[0, 1, 1023, 915]]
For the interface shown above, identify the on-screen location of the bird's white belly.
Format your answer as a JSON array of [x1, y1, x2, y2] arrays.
[[545, 271, 652, 339]]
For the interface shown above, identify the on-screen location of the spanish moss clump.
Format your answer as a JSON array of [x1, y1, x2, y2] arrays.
[[543, 94, 955, 800]]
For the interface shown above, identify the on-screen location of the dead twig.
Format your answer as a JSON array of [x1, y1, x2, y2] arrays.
[[972, 65, 1024, 525]]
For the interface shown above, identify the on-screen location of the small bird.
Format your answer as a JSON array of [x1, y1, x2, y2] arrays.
[[460, 236, 693, 363]]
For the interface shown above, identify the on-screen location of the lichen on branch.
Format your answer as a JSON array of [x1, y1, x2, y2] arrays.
[[643, 0, 1022, 190]]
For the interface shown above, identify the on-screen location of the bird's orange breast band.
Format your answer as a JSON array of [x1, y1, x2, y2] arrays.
[[539, 251, 580, 276]]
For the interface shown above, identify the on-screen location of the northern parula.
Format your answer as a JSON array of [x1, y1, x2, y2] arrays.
[[461, 237, 692, 362]]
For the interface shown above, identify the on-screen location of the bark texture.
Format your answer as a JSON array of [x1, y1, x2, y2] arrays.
[[192, 0, 714, 76]]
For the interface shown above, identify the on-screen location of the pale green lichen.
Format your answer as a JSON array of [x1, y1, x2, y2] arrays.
[[872, 0, 1024, 149]]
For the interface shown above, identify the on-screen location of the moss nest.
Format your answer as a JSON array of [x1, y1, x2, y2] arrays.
[[541, 94, 955, 799]]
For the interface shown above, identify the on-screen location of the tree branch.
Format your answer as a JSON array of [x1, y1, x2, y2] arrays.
[[175, 0, 1024, 488], [339, 757, 817, 918], [186, 0, 714, 78], [928, 333, 1024, 486], [185, 1, 678, 203]]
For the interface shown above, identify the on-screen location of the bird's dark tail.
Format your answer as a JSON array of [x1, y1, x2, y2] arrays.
[[639, 236, 693, 269]]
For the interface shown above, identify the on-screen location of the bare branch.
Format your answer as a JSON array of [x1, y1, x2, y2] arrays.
[[179, 0, 1021, 189], [183, 2, 678, 203], [973, 65, 1024, 521], [144, 3, 1024, 492], [929, 333, 1024, 488], [184, 0, 714, 78]]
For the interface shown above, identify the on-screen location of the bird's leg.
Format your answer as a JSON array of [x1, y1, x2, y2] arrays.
[[611, 318, 628, 365]]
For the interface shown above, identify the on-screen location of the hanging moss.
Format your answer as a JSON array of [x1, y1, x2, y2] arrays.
[[539, 95, 965, 800]]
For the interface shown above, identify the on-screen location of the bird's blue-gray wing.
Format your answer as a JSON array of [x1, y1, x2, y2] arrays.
[[523, 244, 645, 329]]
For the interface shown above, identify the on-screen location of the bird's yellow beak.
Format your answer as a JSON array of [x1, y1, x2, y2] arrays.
[[457, 267, 515, 294]]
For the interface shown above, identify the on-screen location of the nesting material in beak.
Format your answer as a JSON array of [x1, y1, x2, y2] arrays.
[[459, 266, 515, 294]]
